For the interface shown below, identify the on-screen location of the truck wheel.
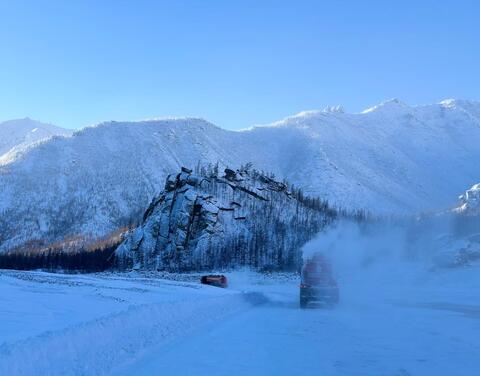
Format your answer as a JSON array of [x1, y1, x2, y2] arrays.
[[300, 297, 308, 308], [333, 290, 340, 304]]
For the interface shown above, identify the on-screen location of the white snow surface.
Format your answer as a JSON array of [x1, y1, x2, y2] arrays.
[[0, 266, 479, 375], [0, 118, 71, 159], [0, 270, 249, 375], [1, 99, 480, 249]]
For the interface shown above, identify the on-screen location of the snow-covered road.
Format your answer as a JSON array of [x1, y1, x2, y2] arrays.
[[113, 270, 480, 376], [1, 268, 479, 375]]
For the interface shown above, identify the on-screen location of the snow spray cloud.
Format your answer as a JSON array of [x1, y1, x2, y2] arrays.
[[302, 213, 476, 271], [302, 219, 408, 277], [301, 219, 424, 304], [301, 214, 477, 302]]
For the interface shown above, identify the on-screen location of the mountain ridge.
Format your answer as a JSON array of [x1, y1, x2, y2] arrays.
[[0, 99, 479, 251], [0, 118, 71, 158]]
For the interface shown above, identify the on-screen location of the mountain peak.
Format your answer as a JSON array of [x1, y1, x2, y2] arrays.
[[440, 98, 480, 109], [361, 98, 409, 114], [0, 118, 71, 157], [323, 105, 345, 113]]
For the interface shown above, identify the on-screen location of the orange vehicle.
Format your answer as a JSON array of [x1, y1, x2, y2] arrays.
[[200, 274, 228, 288], [300, 254, 339, 308]]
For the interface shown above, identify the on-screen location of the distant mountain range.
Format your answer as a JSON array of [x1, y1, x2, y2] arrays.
[[0, 118, 71, 157], [1, 99, 479, 251]]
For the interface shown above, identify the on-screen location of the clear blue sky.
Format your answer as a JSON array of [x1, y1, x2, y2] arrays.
[[0, 0, 478, 130]]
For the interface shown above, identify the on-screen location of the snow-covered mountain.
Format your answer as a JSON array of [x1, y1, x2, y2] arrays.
[[1, 99, 480, 251], [0, 118, 71, 157], [0, 118, 241, 251], [244, 98, 480, 212]]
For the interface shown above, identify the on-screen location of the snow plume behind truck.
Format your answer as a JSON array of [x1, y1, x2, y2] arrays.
[[302, 216, 480, 307]]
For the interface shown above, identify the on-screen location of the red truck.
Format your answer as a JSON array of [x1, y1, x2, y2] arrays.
[[300, 254, 339, 308], [200, 274, 228, 288]]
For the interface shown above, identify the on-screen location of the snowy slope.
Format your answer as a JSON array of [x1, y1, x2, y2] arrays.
[[0, 118, 71, 157], [0, 119, 241, 251], [1, 99, 480, 251], [243, 99, 480, 212]]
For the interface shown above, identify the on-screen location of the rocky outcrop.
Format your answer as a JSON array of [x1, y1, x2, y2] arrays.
[[117, 170, 219, 270], [433, 183, 480, 268], [116, 167, 334, 271], [457, 183, 480, 215]]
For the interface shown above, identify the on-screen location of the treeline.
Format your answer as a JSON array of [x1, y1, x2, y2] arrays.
[[0, 229, 126, 272], [0, 246, 115, 272], [1, 163, 373, 273]]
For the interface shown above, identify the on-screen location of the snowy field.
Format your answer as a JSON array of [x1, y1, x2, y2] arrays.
[[1, 267, 479, 376]]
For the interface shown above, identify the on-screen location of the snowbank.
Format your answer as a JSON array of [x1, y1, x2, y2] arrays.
[[0, 292, 249, 375], [0, 270, 261, 375]]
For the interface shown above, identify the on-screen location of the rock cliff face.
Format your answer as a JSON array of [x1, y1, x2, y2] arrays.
[[457, 183, 480, 216], [115, 167, 335, 271]]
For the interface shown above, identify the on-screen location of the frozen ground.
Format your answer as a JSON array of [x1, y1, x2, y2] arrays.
[[1, 268, 479, 375]]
